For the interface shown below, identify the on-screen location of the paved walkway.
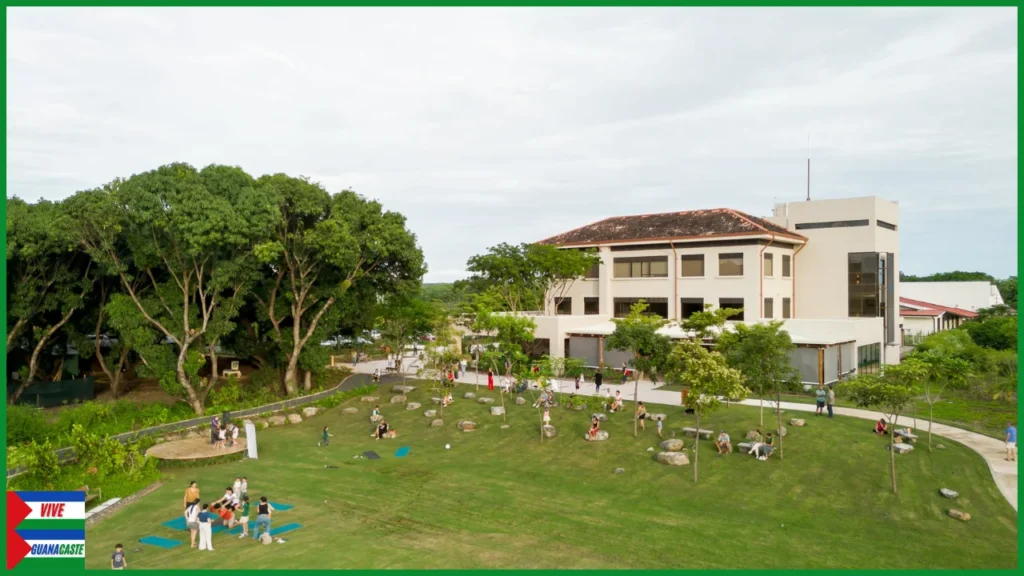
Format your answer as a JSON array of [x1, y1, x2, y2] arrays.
[[350, 354, 1017, 511]]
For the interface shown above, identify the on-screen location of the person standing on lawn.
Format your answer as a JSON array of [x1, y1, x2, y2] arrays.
[[236, 496, 251, 539], [184, 480, 199, 510], [185, 499, 200, 548], [826, 385, 836, 418], [487, 368, 494, 391], [111, 544, 126, 570], [1007, 422, 1018, 461], [198, 503, 214, 551], [815, 385, 826, 416], [253, 497, 275, 541], [594, 370, 603, 395]]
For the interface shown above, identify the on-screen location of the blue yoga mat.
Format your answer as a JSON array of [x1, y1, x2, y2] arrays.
[[266, 523, 303, 537], [269, 502, 294, 511], [163, 503, 293, 531], [139, 536, 182, 549], [395, 446, 410, 458], [161, 517, 187, 531]]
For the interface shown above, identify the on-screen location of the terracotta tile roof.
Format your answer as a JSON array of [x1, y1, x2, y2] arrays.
[[537, 208, 806, 246], [899, 297, 978, 319]]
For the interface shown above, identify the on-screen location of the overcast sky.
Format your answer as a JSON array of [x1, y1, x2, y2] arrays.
[[6, 7, 1018, 282]]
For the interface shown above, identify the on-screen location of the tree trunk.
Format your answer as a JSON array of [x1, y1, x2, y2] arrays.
[[303, 370, 312, 391], [7, 317, 27, 353], [693, 412, 700, 483], [176, 343, 206, 415], [9, 310, 76, 404], [889, 415, 898, 494], [539, 408, 543, 443], [759, 396, 764, 427], [283, 349, 300, 395], [500, 387, 507, 423], [207, 344, 220, 389], [927, 402, 934, 452], [775, 397, 784, 460]]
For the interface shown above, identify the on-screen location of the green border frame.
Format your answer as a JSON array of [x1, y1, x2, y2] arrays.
[[1, 1, 1019, 574]]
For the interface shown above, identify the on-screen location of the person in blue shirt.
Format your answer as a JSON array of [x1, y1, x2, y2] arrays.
[[1006, 422, 1017, 462], [814, 385, 826, 416]]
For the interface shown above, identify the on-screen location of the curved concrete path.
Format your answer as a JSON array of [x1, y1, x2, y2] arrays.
[[350, 354, 1017, 511]]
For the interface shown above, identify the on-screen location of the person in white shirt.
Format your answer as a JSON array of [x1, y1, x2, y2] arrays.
[[231, 425, 240, 447], [185, 499, 200, 548], [460, 358, 468, 377], [232, 477, 242, 498]]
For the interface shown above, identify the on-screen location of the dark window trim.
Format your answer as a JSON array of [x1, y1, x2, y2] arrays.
[[877, 220, 897, 231], [556, 298, 572, 315], [613, 297, 668, 319], [764, 297, 774, 319], [613, 256, 670, 264], [718, 298, 745, 321], [679, 254, 705, 277], [795, 219, 870, 230], [782, 297, 792, 319]]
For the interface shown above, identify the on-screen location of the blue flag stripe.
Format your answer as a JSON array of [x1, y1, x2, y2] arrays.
[[15, 491, 86, 502], [16, 529, 86, 540]]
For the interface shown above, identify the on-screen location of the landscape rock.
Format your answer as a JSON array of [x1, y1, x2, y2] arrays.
[[431, 397, 442, 405], [515, 397, 527, 405], [649, 413, 667, 422], [477, 397, 495, 404], [457, 420, 477, 431], [431, 419, 444, 427], [656, 451, 690, 466], [940, 488, 959, 499], [501, 424, 511, 429], [257, 421, 270, 430], [341, 407, 359, 415], [646, 447, 655, 452], [268, 415, 287, 426], [260, 533, 273, 545], [390, 395, 407, 404], [736, 442, 753, 453], [614, 468, 625, 474], [683, 427, 714, 440], [777, 426, 787, 438], [392, 385, 416, 394], [936, 444, 946, 450], [302, 407, 319, 418], [585, 430, 609, 442], [361, 396, 378, 402], [542, 425, 558, 438], [592, 413, 608, 422], [287, 413, 303, 424], [790, 419, 806, 427], [186, 430, 202, 439], [490, 406, 506, 416], [464, 392, 477, 399], [948, 509, 971, 522], [888, 443, 914, 455], [406, 402, 422, 410], [660, 439, 685, 452], [572, 405, 586, 411], [423, 409, 437, 418], [745, 431, 761, 441]]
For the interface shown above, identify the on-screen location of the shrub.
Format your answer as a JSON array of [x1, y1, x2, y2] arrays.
[[6, 405, 49, 446]]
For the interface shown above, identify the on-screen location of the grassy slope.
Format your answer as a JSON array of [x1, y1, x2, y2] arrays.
[[85, 381, 1017, 569]]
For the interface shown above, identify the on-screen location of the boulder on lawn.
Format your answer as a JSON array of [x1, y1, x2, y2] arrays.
[[431, 419, 444, 427], [341, 407, 359, 415], [649, 413, 667, 422], [259, 532, 273, 545], [790, 418, 806, 427], [431, 397, 442, 405], [423, 409, 438, 418], [392, 385, 416, 394], [745, 430, 761, 441], [887, 443, 914, 455], [501, 424, 511, 429], [940, 488, 959, 499], [361, 396, 378, 402], [592, 413, 608, 422], [268, 415, 287, 426], [585, 430, 609, 442], [255, 421, 270, 430], [477, 397, 495, 404], [542, 425, 558, 438], [286, 413, 303, 424], [614, 468, 625, 474], [490, 406, 506, 416], [464, 392, 477, 399], [457, 420, 477, 432], [660, 439, 685, 452], [736, 442, 753, 453], [776, 426, 787, 438], [656, 451, 690, 466], [948, 509, 971, 522], [302, 407, 319, 418], [515, 397, 527, 405], [406, 402, 422, 411], [683, 427, 713, 440], [390, 395, 407, 404]]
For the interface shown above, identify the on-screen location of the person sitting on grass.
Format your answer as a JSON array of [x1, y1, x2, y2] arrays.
[[373, 369, 381, 383], [874, 418, 889, 436], [375, 420, 390, 440], [442, 391, 453, 407], [636, 402, 648, 431], [371, 405, 382, 422], [716, 431, 732, 454], [759, 432, 776, 460], [588, 416, 601, 439], [747, 430, 764, 456], [211, 503, 234, 527], [533, 390, 550, 409]]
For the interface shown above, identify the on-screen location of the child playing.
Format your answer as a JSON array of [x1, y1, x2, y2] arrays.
[[320, 426, 333, 446], [240, 477, 248, 500], [232, 477, 242, 498], [236, 496, 251, 539], [656, 416, 664, 438], [111, 544, 126, 570], [542, 408, 551, 426], [230, 423, 240, 446], [215, 425, 226, 449]]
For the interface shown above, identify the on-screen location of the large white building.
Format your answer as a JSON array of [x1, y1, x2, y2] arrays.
[[900, 281, 1005, 313], [527, 196, 903, 387]]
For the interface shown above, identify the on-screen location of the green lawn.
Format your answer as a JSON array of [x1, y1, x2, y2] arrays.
[[86, 380, 1017, 569]]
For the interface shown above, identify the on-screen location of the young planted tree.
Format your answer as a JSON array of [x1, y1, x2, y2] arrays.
[[666, 340, 748, 482], [253, 175, 424, 395], [846, 372, 916, 494], [378, 297, 438, 380], [918, 353, 972, 451], [70, 164, 277, 414], [605, 301, 672, 437], [418, 313, 462, 417], [473, 310, 537, 422]]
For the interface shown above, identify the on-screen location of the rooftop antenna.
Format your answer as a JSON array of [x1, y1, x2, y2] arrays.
[[806, 133, 811, 202]]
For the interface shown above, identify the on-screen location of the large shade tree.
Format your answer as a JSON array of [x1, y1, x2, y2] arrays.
[[252, 175, 424, 395], [465, 242, 599, 314]]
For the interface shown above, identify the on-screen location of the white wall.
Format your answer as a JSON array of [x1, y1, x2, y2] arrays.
[[901, 316, 937, 336], [900, 281, 1005, 312]]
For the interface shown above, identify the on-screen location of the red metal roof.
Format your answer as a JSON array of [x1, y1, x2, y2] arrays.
[[899, 297, 978, 318]]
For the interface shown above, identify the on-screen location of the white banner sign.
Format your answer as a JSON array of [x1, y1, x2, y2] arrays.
[[245, 420, 258, 459]]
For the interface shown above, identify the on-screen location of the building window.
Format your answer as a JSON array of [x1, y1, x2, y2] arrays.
[[795, 219, 870, 230], [556, 298, 572, 315], [613, 256, 669, 278], [718, 253, 744, 277], [719, 298, 744, 321], [764, 297, 773, 319], [584, 297, 600, 315], [585, 263, 600, 279], [613, 298, 668, 319], [782, 254, 792, 278], [679, 255, 705, 277], [782, 297, 791, 319], [849, 252, 880, 317], [876, 220, 897, 231], [857, 343, 881, 375], [680, 298, 704, 320], [763, 253, 774, 277]]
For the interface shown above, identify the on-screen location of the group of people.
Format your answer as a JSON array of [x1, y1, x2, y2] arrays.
[[182, 478, 276, 551], [711, 430, 774, 460], [209, 415, 240, 449]]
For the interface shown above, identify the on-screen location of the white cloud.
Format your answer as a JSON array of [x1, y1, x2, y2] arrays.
[[6, 7, 1018, 282]]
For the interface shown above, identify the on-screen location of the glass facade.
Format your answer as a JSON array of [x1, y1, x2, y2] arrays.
[[613, 257, 669, 278], [848, 252, 880, 317], [857, 343, 881, 375]]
